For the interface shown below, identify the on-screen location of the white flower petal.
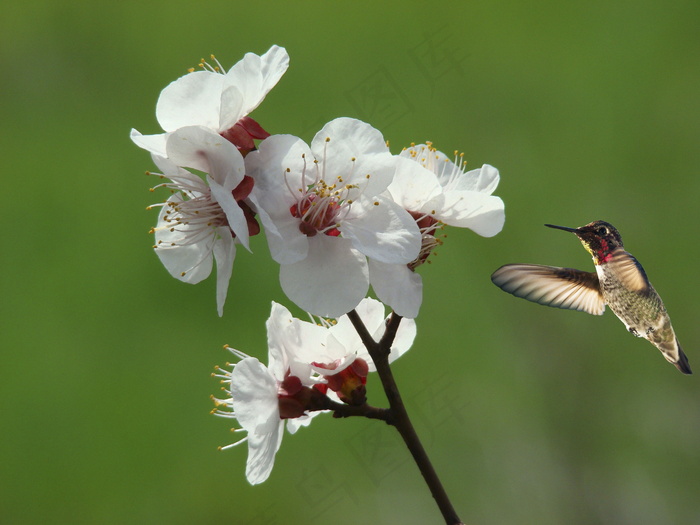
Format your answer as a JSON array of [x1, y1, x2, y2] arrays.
[[213, 226, 236, 317], [263, 212, 309, 265], [387, 316, 417, 364], [254, 45, 290, 98], [388, 157, 443, 212], [331, 297, 417, 371], [166, 126, 245, 188], [342, 196, 421, 264], [311, 118, 395, 197], [310, 350, 357, 377], [351, 297, 387, 336], [399, 147, 505, 238], [245, 423, 284, 485], [265, 302, 327, 383], [130, 128, 168, 158], [224, 45, 289, 121], [286, 411, 324, 435], [267, 302, 312, 381], [249, 136, 330, 264], [368, 259, 423, 319], [150, 154, 208, 192], [153, 194, 213, 284], [286, 320, 333, 373], [327, 298, 383, 356], [279, 236, 369, 317], [156, 71, 226, 132], [433, 191, 505, 237], [265, 302, 296, 380], [444, 163, 501, 194], [248, 193, 308, 265], [218, 85, 248, 131], [149, 46, 288, 141], [230, 358, 280, 434], [208, 174, 250, 251], [248, 134, 314, 201]]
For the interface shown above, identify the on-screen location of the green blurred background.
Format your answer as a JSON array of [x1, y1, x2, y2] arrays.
[[2, 1, 699, 523]]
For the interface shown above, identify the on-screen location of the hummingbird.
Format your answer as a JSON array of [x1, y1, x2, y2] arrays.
[[491, 220, 691, 374]]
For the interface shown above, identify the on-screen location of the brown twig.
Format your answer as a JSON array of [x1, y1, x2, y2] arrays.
[[346, 310, 464, 525]]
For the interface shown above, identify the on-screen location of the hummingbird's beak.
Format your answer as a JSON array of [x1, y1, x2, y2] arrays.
[[544, 223, 579, 233]]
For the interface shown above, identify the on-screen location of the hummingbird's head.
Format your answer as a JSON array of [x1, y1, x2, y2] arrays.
[[545, 220, 623, 263]]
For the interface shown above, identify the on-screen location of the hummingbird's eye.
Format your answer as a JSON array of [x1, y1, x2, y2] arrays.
[[597, 226, 608, 235]]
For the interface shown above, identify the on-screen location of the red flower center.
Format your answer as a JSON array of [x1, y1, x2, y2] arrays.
[[220, 116, 270, 156], [290, 194, 341, 237], [230, 175, 261, 237]]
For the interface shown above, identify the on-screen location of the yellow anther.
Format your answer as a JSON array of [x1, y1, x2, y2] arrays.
[[181, 271, 186, 276], [325, 137, 331, 142]]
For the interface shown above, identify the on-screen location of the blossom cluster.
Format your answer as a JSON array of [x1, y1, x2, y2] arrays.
[[212, 298, 415, 484], [132, 45, 505, 319], [131, 45, 505, 485]]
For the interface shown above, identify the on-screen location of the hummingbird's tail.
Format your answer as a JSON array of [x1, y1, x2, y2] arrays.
[[672, 339, 692, 375], [658, 336, 692, 375]]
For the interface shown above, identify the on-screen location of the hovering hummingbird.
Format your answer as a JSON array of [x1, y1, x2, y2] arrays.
[[491, 220, 691, 374]]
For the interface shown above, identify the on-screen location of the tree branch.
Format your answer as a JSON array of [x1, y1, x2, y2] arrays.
[[346, 309, 464, 525]]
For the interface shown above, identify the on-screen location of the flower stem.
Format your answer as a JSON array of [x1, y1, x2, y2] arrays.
[[346, 310, 465, 525], [315, 397, 391, 422]]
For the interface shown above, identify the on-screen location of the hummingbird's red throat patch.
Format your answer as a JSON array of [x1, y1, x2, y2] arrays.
[[596, 239, 613, 263]]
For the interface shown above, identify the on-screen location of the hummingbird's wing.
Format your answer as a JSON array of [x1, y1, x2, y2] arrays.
[[605, 249, 650, 292], [491, 264, 605, 315]]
